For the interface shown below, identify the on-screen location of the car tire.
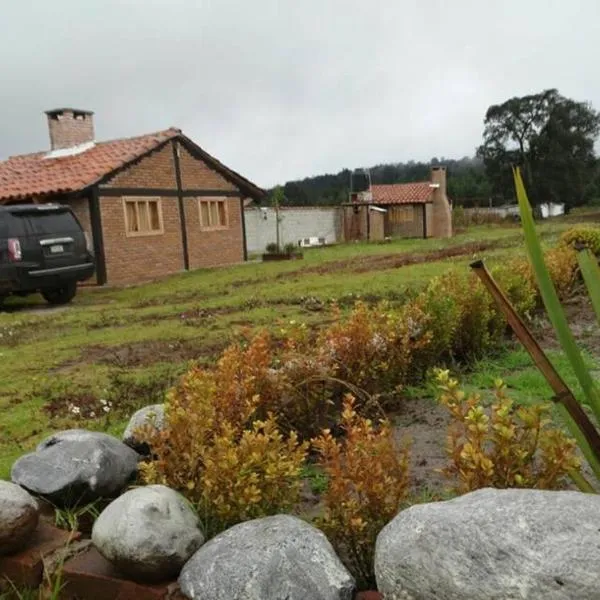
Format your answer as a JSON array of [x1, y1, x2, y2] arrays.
[[42, 282, 77, 305]]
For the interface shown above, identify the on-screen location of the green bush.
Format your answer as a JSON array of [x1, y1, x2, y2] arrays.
[[283, 242, 298, 255], [560, 226, 600, 255]]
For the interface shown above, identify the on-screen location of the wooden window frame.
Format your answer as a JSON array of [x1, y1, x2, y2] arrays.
[[122, 197, 164, 237], [198, 198, 229, 230]]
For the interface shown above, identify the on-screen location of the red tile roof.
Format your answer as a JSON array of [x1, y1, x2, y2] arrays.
[[0, 128, 180, 202], [369, 182, 434, 205]]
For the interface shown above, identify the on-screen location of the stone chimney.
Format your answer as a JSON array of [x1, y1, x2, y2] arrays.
[[430, 166, 452, 238], [45, 108, 95, 151]]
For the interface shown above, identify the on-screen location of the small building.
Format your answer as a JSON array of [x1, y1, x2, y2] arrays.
[[343, 166, 452, 241], [0, 108, 265, 285]]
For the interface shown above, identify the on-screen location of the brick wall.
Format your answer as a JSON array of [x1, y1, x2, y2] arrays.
[[99, 195, 184, 285], [105, 145, 176, 189], [178, 147, 237, 191], [67, 197, 91, 235], [179, 143, 243, 268], [97, 141, 244, 284], [185, 197, 244, 269]]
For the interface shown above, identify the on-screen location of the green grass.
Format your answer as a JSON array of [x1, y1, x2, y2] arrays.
[[0, 219, 595, 479], [463, 346, 599, 406]]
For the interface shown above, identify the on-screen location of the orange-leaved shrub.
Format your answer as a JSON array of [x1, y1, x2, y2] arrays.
[[139, 360, 308, 537], [312, 395, 410, 590], [509, 244, 578, 301], [436, 369, 580, 493], [320, 301, 430, 403]]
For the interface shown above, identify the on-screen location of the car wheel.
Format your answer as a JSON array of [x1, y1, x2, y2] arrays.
[[42, 282, 77, 305]]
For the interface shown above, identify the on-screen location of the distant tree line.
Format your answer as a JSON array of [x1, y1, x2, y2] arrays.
[[273, 89, 600, 211], [279, 157, 492, 208]]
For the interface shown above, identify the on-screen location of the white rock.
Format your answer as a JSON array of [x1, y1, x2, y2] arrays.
[[375, 488, 600, 600], [92, 485, 204, 582], [122, 404, 164, 454], [179, 514, 355, 600], [0, 481, 39, 555]]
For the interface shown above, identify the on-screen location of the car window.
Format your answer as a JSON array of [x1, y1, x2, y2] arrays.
[[16, 210, 80, 236], [0, 213, 27, 238]]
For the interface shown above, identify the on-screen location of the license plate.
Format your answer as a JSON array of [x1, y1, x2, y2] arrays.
[[50, 244, 64, 254]]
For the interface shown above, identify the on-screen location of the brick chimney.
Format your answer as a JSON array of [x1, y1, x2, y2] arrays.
[[45, 108, 95, 151], [430, 166, 452, 238]]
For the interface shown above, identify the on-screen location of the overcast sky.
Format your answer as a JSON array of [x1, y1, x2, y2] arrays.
[[1, 0, 599, 187]]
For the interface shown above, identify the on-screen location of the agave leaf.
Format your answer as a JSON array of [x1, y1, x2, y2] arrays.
[[513, 167, 600, 422], [577, 248, 600, 327]]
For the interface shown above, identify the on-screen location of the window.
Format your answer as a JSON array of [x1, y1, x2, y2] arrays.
[[123, 198, 163, 236], [198, 199, 228, 229]]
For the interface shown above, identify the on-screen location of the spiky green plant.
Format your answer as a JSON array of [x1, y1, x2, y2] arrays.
[[514, 166, 600, 485]]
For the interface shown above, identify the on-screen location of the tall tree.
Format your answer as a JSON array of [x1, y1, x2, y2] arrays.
[[478, 90, 600, 208]]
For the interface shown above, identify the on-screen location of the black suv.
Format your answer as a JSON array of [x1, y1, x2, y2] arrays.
[[0, 204, 95, 305]]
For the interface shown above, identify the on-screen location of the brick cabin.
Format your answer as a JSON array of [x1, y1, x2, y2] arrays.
[[343, 166, 452, 241], [0, 109, 265, 285]]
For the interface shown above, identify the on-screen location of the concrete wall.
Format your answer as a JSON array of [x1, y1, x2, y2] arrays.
[[244, 206, 343, 254]]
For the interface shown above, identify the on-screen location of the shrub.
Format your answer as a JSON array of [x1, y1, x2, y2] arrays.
[[199, 416, 308, 536], [313, 396, 410, 590], [436, 369, 580, 493], [544, 245, 579, 298], [320, 301, 430, 403], [139, 365, 308, 537], [496, 245, 578, 304], [410, 277, 461, 368], [283, 241, 298, 255], [413, 273, 504, 364], [493, 262, 537, 317], [274, 353, 339, 441], [560, 226, 600, 255], [265, 242, 279, 254]]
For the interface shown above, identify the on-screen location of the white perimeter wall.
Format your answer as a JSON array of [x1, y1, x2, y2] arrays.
[[244, 206, 343, 254]]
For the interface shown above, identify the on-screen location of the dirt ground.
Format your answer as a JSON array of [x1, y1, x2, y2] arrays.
[[276, 239, 515, 279], [393, 397, 451, 495]]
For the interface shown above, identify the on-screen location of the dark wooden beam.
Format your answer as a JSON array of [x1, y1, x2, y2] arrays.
[[240, 197, 248, 261], [422, 204, 427, 239], [96, 187, 242, 198], [88, 186, 107, 285], [172, 141, 189, 271]]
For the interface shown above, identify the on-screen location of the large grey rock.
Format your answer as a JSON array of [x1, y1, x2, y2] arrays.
[[0, 481, 39, 555], [92, 485, 203, 582], [11, 430, 139, 506], [122, 404, 164, 454], [375, 488, 600, 600], [179, 514, 355, 600]]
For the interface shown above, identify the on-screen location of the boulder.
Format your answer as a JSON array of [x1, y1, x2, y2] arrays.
[[92, 485, 203, 582], [11, 430, 139, 506], [0, 481, 39, 555], [122, 404, 165, 454], [375, 487, 600, 600], [179, 514, 355, 600]]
